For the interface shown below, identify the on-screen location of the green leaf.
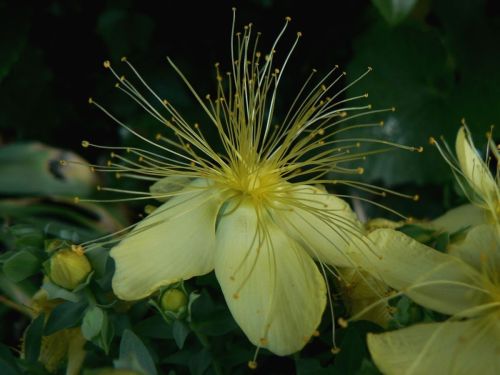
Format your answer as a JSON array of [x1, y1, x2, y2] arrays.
[[356, 359, 383, 375], [82, 306, 105, 341], [114, 329, 157, 375], [296, 358, 337, 375], [44, 300, 87, 335], [172, 320, 190, 349], [372, 0, 418, 25], [134, 316, 173, 340], [2, 250, 40, 282], [397, 224, 435, 243], [335, 321, 383, 374], [0, 344, 22, 375], [23, 314, 45, 362], [188, 349, 212, 375], [347, 22, 453, 185], [0, 142, 96, 197], [42, 280, 81, 303], [95, 311, 114, 354], [97, 9, 155, 59], [0, 3, 29, 82]]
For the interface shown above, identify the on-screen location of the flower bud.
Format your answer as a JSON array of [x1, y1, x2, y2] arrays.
[[49, 248, 92, 290], [160, 288, 188, 313]]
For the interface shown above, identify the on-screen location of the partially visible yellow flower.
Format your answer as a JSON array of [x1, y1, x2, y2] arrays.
[[25, 290, 87, 375], [77, 11, 420, 357], [431, 124, 499, 233], [351, 228, 500, 375], [339, 268, 393, 328], [160, 288, 188, 314], [49, 247, 92, 290]]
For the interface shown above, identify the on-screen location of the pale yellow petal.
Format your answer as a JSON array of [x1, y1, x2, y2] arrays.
[[432, 204, 489, 233], [274, 184, 364, 268], [353, 229, 486, 316], [215, 199, 326, 356], [149, 175, 192, 202], [111, 180, 223, 300], [456, 126, 498, 205], [368, 317, 500, 375], [448, 223, 500, 271]]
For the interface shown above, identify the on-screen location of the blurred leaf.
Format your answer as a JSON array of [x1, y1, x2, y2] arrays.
[[0, 343, 22, 375], [2, 250, 40, 282], [43, 280, 81, 303], [296, 358, 337, 375], [134, 316, 172, 340], [335, 321, 383, 374], [114, 329, 157, 375], [356, 359, 382, 375], [372, 0, 418, 25], [0, 2, 29, 82], [24, 313, 45, 363], [397, 224, 435, 243], [44, 300, 87, 335], [0, 143, 96, 197], [82, 306, 105, 340], [347, 22, 453, 185], [7, 224, 44, 248], [172, 321, 190, 349], [97, 9, 155, 59], [188, 348, 211, 375]]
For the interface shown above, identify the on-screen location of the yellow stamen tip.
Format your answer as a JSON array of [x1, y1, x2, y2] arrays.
[[59, 159, 67, 166], [331, 347, 341, 354], [413, 194, 420, 201], [338, 318, 348, 328], [121, 56, 127, 62], [73, 197, 80, 204], [81, 140, 89, 148], [103, 60, 110, 68], [248, 361, 258, 370], [429, 136, 436, 145]]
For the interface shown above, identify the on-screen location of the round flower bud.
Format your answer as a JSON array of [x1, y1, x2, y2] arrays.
[[49, 249, 92, 290], [160, 289, 188, 313]]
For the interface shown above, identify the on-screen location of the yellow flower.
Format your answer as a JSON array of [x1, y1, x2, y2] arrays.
[[351, 228, 500, 375], [49, 247, 92, 290], [78, 11, 420, 356], [431, 123, 499, 233], [25, 290, 87, 375]]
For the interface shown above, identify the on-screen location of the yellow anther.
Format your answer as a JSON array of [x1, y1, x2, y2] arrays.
[[259, 338, 268, 345], [338, 318, 348, 328], [88, 97, 93, 104], [59, 160, 67, 166], [248, 361, 257, 370], [285, 16, 292, 22], [331, 347, 341, 354], [413, 194, 420, 201], [297, 31, 302, 37], [73, 197, 80, 204], [71, 244, 85, 256], [103, 60, 110, 68], [120, 56, 127, 62]]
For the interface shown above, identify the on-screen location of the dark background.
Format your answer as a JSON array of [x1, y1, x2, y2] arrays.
[[1, 0, 500, 213]]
